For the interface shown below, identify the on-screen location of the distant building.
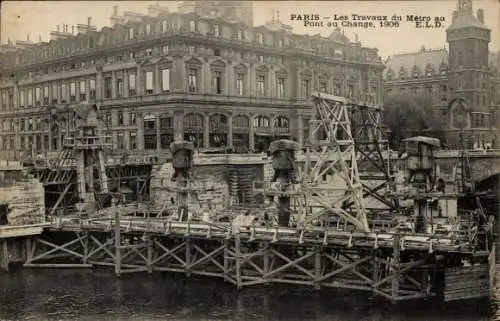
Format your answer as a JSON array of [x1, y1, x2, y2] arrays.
[[384, 0, 500, 149], [0, 1, 383, 161]]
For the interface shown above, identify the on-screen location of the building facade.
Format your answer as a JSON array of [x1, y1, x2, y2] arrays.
[[0, 1, 383, 161], [384, 0, 500, 149]]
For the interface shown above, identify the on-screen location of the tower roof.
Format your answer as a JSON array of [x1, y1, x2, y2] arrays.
[[447, 0, 488, 31], [447, 14, 488, 31]]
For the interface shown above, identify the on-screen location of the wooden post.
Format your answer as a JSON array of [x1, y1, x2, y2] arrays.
[[82, 232, 89, 265], [0, 240, 9, 272], [114, 203, 121, 276], [223, 239, 230, 283], [147, 235, 153, 274], [25, 237, 32, 264], [235, 233, 242, 289], [185, 237, 191, 277], [314, 246, 321, 290], [391, 234, 401, 300], [263, 243, 269, 283]]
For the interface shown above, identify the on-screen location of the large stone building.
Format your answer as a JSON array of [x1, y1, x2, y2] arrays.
[[384, 0, 500, 149], [0, 1, 383, 161]]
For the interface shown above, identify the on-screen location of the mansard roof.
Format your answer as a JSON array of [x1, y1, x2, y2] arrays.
[[384, 47, 448, 78]]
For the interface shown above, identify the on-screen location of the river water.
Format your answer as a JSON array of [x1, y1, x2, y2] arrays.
[[0, 265, 497, 321]]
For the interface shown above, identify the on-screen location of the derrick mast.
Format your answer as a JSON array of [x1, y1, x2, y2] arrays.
[[68, 103, 110, 214]]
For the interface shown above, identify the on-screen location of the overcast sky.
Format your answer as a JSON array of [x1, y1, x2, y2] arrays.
[[1, 1, 499, 59]]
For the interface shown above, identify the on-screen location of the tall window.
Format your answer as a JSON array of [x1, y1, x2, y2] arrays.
[[334, 83, 341, 95], [212, 71, 222, 94], [116, 78, 123, 98], [257, 75, 265, 96], [129, 28, 134, 40], [256, 33, 264, 44], [189, 20, 196, 32], [43, 86, 49, 105], [27, 88, 33, 106], [161, 68, 170, 92], [129, 74, 136, 96], [19, 89, 25, 107], [130, 112, 136, 125], [35, 87, 41, 105], [129, 132, 137, 149], [301, 79, 310, 98], [89, 80, 96, 100], [188, 69, 198, 92], [236, 30, 244, 40], [61, 84, 67, 102], [70, 82, 76, 102], [146, 24, 151, 35], [145, 71, 153, 94], [104, 77, 112, 98], [214, 24, 221, 37], [79, 80, 86, 101], [236, 73, 244, 96], [347, 84, 354, 98], [319, 81, 327, 93], [1, 92, 6, 110], [118, 111, 124, 125], [117, 133, 124, 149], [161, 21, 167, 33], [277, 77, 285, 98]]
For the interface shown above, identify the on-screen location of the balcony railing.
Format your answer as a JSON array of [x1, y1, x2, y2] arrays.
[[98, 91, 311, 108]]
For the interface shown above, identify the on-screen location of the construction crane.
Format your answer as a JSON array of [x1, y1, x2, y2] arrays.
[[260, 92, 371, 232], [36, 102, 114, 216]]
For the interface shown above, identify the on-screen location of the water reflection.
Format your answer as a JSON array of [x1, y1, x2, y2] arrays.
[[0, 267, 494, 321]]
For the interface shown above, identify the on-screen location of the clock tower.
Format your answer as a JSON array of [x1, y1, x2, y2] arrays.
[[446, 0, 491, 148]]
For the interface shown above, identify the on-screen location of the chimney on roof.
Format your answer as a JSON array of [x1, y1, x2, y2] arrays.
[[452, 10, 458, 21], [421, 45, 426, 52], [57, 25, 60, 32], [277, 10, 280, 22], [72, 25, 75, 34], [477, 9, 484, 23], [27, 34, 29, 41], [38, 35, 42, 42], [113, 5, 118, 16], [88, 17, 92, 26]]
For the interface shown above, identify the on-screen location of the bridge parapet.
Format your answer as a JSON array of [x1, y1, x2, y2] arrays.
[[435, 149, 500, 182]]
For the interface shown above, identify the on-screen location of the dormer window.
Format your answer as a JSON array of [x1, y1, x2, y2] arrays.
[[399, 68, 407, 80], [386, 70, 393, 80], [146, 23, 151, 35], [145, 48, 152, 56], [189, 20, 196, 32], [277, 39, 283, 47], [214, 24, 221, 37], [236, 29, 244, 40], [256, 33, 264, 45]]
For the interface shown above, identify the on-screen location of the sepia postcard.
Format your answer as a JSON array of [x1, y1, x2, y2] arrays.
[[0, 1, 499, 320]]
